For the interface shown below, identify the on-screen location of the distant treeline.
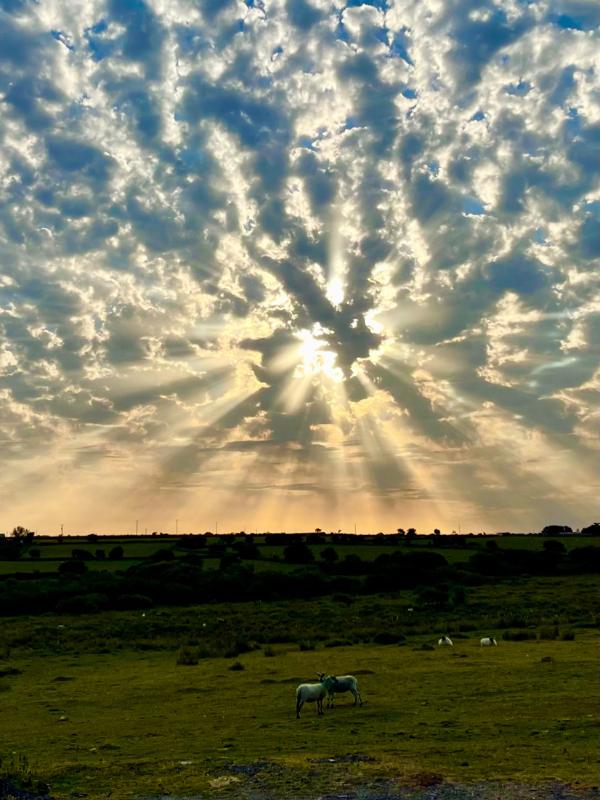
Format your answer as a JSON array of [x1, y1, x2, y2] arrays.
[[0, 532, 599, 616]]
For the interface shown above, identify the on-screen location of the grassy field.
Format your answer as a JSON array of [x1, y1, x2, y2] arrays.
[[1, 535, 598, 799], [1, 632, 597, 799]]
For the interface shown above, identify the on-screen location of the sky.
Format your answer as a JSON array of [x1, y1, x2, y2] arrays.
[[0, 0, 599, 535]]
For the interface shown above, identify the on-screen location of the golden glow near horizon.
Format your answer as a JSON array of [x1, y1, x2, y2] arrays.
[[1, 1, 599, 536]]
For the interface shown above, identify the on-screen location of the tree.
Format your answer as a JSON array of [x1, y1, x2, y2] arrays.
[[320, 547, 338, 565], [11, 526, 34, 544], [397, 528, 406, 536], [543, 539, 566, 555], [58, 560, 87, 576], [109, 545, 124, 560], [541, 524, 572, 536], [433, 528, 441, 536], [581, 522, 600, 536], [283, 541, 315, 564]]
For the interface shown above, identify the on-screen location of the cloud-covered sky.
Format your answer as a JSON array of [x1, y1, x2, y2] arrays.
[[1, 0, 599, 534]]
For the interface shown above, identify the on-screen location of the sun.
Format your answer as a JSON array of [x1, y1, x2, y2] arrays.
[[294, 326, 344, 384]]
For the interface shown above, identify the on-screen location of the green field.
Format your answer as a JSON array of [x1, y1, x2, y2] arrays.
[[1, 534, 599, 799], [1, 631, 597, 799]]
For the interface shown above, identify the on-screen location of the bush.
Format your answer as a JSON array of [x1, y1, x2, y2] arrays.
[[229, 661, 244, 671], [263, 646, 276, 657], [56, 593, 109, 614], [176, 646, 198, 666], [109, 545, 124, 560], [283, 541, 314, 564], [71, 549, 94, 561], [298, 641, 316, 651], [538, 626, 559, 640], [560, 630, 575, 641]]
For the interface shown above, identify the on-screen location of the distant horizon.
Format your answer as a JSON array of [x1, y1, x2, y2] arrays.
[[4, 525, 593, 538]]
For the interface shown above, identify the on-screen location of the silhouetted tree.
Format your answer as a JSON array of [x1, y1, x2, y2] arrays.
[[109, 545, 124, 560], [543, 539, 566, 555], [541, 524, 572, 536], [11, 526, 34, 544], [320, 547, 338, 564], [581, 522, 600, 536], [283, 541, 314, 564]]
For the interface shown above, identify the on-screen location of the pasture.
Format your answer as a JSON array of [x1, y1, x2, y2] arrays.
[[1, 606, 598, 798], [1, 535, 598, 798]]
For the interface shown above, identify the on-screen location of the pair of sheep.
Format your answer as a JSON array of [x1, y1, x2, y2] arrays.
[[295, 673, 362, 718], [438, 635, 498, 646]]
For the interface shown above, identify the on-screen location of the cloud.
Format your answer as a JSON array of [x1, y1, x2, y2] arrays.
[[0, 0, 598, 533]]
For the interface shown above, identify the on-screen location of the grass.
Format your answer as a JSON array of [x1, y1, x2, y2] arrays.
[[0, 536, 598, 799], [0, 633, 597, 799]]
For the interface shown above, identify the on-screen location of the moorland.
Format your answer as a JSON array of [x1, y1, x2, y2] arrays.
[[1, 530, 599, 800]]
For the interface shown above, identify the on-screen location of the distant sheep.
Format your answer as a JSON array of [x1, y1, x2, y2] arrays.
[[438, 635, 453, 647], [296, 675, 337, 718], [317, 672, 362, 708], [480, 636, 497, 646]]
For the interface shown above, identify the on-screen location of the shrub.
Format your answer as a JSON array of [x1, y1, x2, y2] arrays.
[[71, 549, 94, 561], [298, 641, 316, 651], [109, 545, 124, 560], [560, 630, 575, 641], [56, 593, 109, 614], [538, 626, 559, 640], [229, 661, 244, 671], [263, 646, 276, 657], [176, 646, 199, 666], [283, 541, 314, 564]]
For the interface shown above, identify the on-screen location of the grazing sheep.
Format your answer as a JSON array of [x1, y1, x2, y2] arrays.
[[296, 675, 337, 718], [317, 672, 362, 708], [438, 635, 453, 647], [480, 636, 497, 646]]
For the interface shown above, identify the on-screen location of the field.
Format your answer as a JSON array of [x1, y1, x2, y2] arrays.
[[1, 534, 599, 799]]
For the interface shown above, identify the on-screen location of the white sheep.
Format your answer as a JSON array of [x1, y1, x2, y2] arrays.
[[480, 636, 497, 646], [438, 635, 453, 646], [296, 675, 337, 718], [317, 672, 362, 708]]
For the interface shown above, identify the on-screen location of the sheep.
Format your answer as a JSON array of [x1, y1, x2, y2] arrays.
[[317, 672, 362, 708], [480, 636, 497, 646], [438, 635, 453, 646], [296, 675, 337, 718]]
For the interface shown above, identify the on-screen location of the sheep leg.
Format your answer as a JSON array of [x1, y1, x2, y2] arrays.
[[296, 698, 303, 719]]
